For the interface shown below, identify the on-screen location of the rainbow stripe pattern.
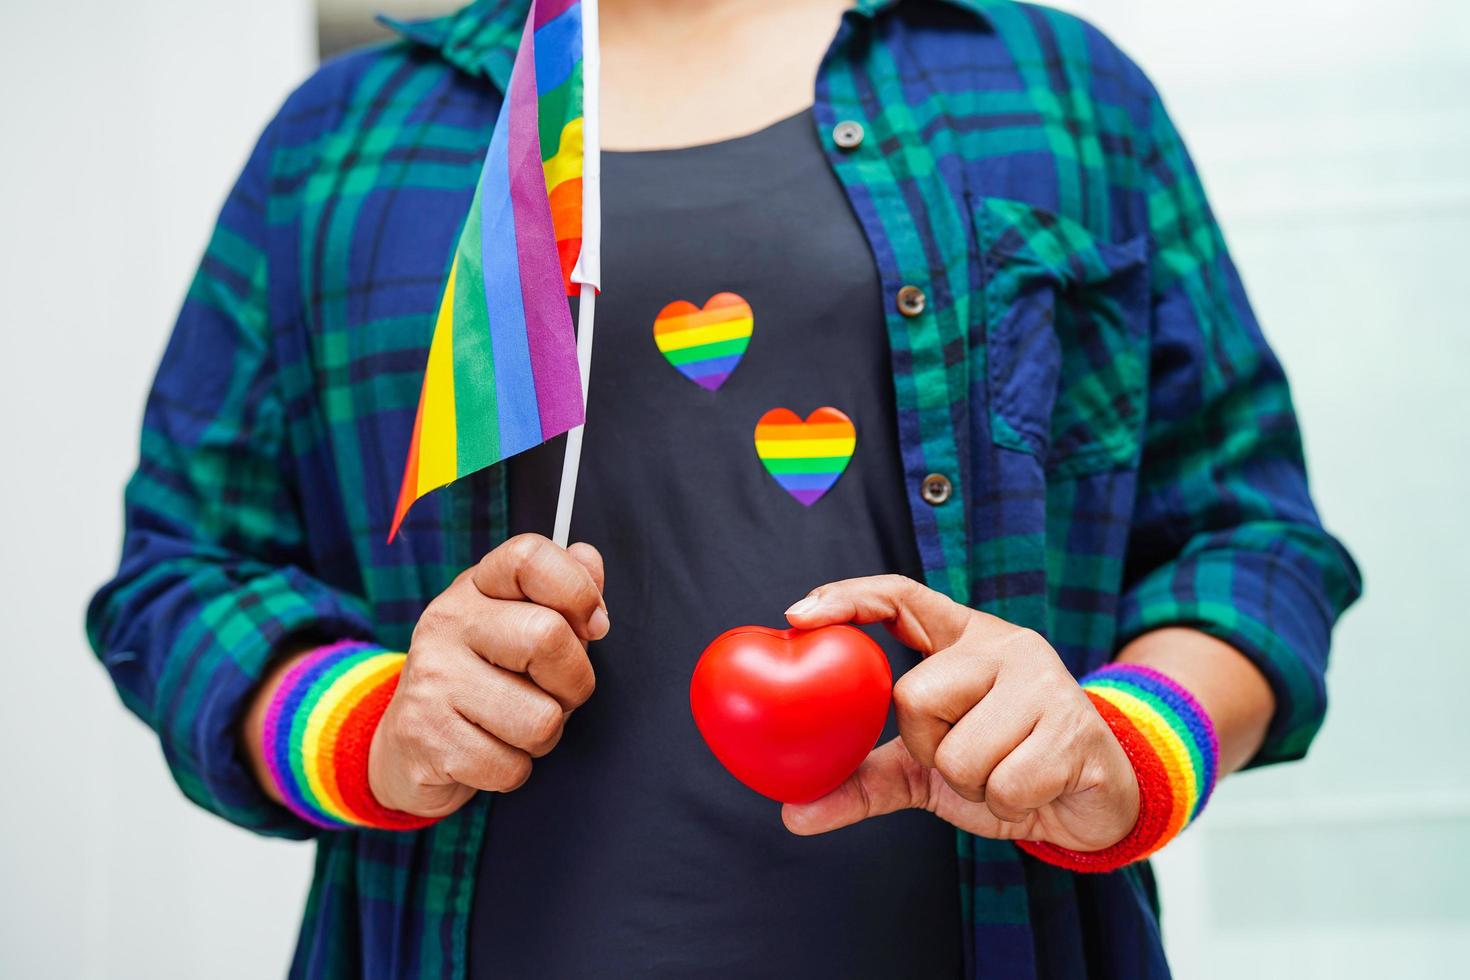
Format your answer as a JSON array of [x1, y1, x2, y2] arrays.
[[536, 0, 591, 293], [261, 641, 434, 830], [1018, 663, 1219, 873], [653, 292, 754, 390], [754, 406, 857, 505], [390, 0, 599, 541]]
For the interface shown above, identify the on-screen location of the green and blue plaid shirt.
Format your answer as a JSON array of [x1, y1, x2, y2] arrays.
[[88, 1, 1360, 976]]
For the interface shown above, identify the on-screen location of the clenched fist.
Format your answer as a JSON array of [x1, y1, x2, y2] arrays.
[[366, 534, 608, 818]]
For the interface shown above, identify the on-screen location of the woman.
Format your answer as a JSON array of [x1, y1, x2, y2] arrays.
[[88, 0, 1360, 976]]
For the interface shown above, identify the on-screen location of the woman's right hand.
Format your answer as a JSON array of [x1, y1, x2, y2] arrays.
[[367, 534, 609, 819]]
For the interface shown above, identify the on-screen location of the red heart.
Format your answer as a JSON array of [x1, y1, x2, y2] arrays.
[[690, 624, 893, 804]]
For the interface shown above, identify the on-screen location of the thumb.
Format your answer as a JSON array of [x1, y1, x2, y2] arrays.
[[566, 541, 606, 596], [781, 737, 928, 835]]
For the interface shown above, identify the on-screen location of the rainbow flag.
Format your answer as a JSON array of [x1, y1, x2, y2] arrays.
[[390, 0, 600, 541]]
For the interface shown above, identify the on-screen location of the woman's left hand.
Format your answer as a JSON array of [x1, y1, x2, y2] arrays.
[[781, 575, 1139, 852]]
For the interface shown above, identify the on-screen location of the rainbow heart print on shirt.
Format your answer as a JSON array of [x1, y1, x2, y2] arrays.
[[653, 292, 754, 390], [754, 407, 857, 505]]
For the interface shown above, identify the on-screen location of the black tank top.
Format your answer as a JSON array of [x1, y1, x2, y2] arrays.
[[472, 108, 961, 978]]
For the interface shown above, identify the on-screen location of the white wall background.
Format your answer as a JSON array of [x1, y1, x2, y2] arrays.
[[1, 0, 1465, 977], [0, 2, 318, 977], [1052, 1, 1470, 976]]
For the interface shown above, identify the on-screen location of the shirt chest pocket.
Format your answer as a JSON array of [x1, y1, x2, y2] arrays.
[[975, 197, 1151, 476]]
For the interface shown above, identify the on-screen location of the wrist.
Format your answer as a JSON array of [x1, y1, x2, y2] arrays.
[[1105, 749, 1142, 850], [244, 645, 317, 805], [256, 640, 437, 831], [366, 715, 404, 813], [1020, 663, 1218, 873]]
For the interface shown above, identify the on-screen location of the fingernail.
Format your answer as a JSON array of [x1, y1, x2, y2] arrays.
[[589, 607, 610, 640], [785, 595, 820, 617]]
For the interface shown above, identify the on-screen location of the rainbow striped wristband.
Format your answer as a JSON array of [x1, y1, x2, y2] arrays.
[[260, 640, 435, 831], [1018, 663, 1219, 873]]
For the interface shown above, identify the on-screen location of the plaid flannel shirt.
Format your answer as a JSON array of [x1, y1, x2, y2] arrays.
[[87, 0, 1361, 976]]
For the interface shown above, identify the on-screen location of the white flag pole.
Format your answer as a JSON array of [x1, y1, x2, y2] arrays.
[[552, 286, 595, 547], [552, 0, 600, 549]]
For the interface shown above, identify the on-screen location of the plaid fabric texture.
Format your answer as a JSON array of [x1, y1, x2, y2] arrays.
[[87, 1, 1360, 976]]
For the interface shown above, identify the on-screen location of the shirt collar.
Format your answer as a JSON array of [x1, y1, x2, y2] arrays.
[[377, 2, 524, 86], [852, 0, 996, 17], [380, 0, 997, 86]]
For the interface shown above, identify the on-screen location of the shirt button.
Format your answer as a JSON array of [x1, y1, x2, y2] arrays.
[[833, 120, 865, 150], [920, 473, 953, 506], [897, 284, 926, 317]]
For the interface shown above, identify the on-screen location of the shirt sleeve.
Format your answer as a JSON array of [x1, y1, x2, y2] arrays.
[[86, 120, 377, 837], [1116, 88, 1363, 767]]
